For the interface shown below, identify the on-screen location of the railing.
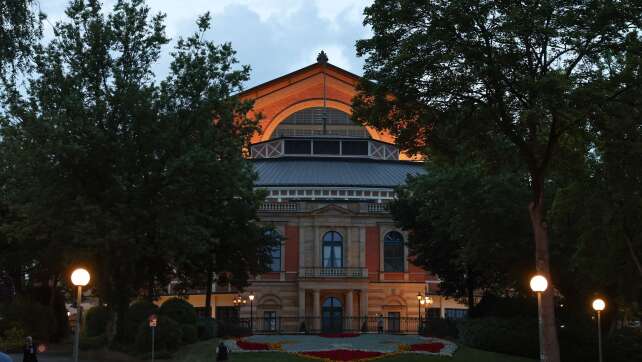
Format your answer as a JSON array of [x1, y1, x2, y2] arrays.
[[367, 203, 389, 213], [225, 316, 425, 334], [259, 202, 299, 213], [299, 267, 368, 278]]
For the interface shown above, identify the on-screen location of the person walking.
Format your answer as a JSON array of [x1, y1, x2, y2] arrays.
[[377, 314, 384, 334], [23, 336, 37, 362]]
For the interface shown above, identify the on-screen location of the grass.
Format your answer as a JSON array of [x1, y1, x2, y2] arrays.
[[170, 340, 536, 362]]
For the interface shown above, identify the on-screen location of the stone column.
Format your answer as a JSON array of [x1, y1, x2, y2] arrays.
[[313, 289, 321, 332], [360, 289, 369, 332], [346, 290, 354, 331]]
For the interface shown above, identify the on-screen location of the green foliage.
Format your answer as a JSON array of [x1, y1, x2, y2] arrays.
[[216, 320, 251, 338], [0, 324, 25, 353], [126, 300, 159, 340], [159, 298, 196, 325], [391, 159, 532, 304], [0, 297, 56, 341], [422, 318, 458, 339], [196, 318, 216, 341], [135, 316, 182, 353], [0, 0, 270, 343], [180, 324, 198, 345], [607, 328, 642, 362], [79, 334, 106, 351], [84, 306, 110, 338], [457, 317, 538, 358]]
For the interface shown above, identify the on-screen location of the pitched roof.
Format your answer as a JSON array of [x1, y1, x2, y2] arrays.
[[251, 157, 425, 188]]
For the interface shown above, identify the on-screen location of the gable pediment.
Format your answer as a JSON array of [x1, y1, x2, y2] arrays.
[[310, 204, 355, 216]]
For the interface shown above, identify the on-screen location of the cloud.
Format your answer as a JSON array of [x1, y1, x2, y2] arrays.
[[37, 0, 373, 87]]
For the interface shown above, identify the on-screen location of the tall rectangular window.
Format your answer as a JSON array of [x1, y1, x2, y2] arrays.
[[264, 311, 277, 332]]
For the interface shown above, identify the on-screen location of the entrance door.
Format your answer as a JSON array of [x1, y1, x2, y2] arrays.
[[388, 312, 400, 333], [322, 297, 343, 333]]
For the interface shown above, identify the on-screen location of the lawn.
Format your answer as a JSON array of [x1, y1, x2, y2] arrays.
[[171, 340, 535, 362]]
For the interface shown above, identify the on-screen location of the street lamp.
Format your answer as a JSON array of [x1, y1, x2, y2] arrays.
[[248, 293, 255, 332], [592, 298, 605, 362], [71, 268, 90, 362], [530, 275, 548, 362], [416, 293, 423, 321]]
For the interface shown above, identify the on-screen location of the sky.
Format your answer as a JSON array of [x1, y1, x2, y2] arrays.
[[38, 0, 373, 88]]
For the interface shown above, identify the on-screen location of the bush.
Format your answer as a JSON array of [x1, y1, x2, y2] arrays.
[[216, 320, 251, 338], [196, 318, 217, 340], [84, 306, 110, 337], [135, 316, 182, 353], [0, 296, 57, 341], [180, 324, 198, 345], [159, 298, 196, 325], [79, 334, 106, 350], [422, 318, 458, 338], [0, 324, 26, 353], [126, 300, 159, 340], [457, 317, 538, 358], [607, 328, 642, 362]]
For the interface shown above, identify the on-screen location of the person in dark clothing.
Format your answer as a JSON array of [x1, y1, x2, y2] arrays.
[[216, 341, 229, 361], [23, 336, 37, 362]]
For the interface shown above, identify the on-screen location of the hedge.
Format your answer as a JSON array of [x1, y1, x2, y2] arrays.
[[181, 324, 198, 345], [84, 306, 110, 337], [196, 318, 217, 340], [126, 300, 159, 340], [0, 297, 57, 341], [159, 298, 196, 325], [135, 316, 182, 353], [457, 317, 538, 358]]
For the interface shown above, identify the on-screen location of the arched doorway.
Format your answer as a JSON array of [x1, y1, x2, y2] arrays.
[[322, 297, 343, 333]]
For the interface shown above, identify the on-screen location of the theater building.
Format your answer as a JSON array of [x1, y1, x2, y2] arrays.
[[165, 53, 467, 333]]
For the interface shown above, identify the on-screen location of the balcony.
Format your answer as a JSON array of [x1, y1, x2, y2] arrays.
[[299, 267, 368, 279]]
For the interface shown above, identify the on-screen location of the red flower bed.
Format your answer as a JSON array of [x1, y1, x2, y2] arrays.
[[409, 342, 445, 352], [300, 349, 383, 361], [319, 332, 360, 338], [236, 340, 272, 350]]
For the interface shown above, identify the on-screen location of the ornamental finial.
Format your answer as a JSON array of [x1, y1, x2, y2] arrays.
[[317, 50, 328, 64]]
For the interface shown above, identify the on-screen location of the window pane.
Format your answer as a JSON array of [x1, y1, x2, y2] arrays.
[[383, 231, 404, 272]]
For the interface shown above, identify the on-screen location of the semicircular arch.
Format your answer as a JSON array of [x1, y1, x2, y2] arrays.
[[260, 99, 388, 142]]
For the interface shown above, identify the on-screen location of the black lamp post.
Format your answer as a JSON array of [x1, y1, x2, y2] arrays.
[[249, 293, 255, 332]]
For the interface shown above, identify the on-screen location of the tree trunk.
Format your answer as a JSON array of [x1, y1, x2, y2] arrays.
[[204, 261, 213, 317], [529, 192, 561, 362]]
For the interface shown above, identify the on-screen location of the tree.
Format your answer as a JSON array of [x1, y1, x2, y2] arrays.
[[0, 0, 42, 78], [0, 0, 272, 342], [391, 156, 533, 308], [354, 1, 642, 360]]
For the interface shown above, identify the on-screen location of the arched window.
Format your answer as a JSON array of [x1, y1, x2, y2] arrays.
[[384, 231, 404, 272], [272, 107, 370, 139], [322, 231, 343, 268], [265, 230, 282, 272]]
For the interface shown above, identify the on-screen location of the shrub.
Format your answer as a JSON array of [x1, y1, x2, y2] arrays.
[[0, 297, 57, 341], [607, 328, 642, 362], [126, 300, 159, 340], [422, 318, 458, 338], [79, 334, 106, 350], [0, 324, 26, 353], [216, 320, 251, 338], [135, 316, 182, 353], [84, 306, 110, 337], [159, 298, 196, 325], [180, 324, 198, 345], [457, 317, 538, 358], [196, 318, 217, 340]]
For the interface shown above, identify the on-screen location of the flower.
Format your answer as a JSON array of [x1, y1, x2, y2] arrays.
[[409, 342, 445, 352], [299, 349, 384, 361], [236, 340, 273, 350], [397, 343, 411, 352]]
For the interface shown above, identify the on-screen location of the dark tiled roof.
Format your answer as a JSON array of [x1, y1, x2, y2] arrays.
[[251, 157, 425, 188]]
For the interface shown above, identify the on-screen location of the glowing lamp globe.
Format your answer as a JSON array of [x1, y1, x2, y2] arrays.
[[249, 294, 255, 301], [592, 298, 605, 311], [529, 275, 548, 292], [71, 268, 90, 287]]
